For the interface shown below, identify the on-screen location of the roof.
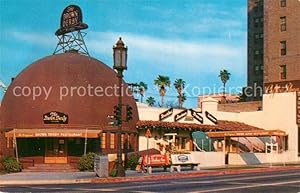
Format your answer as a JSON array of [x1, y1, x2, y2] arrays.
[[207, 130, 286, 138], [0, 53, 138, 132], [136, 120, 263, 132]]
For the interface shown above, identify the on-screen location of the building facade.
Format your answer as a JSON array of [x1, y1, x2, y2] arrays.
[[248, 0, 264, 100], [247, 0, 300, 99], [264, 0, 300, 90], [0, 53, 139, 167]]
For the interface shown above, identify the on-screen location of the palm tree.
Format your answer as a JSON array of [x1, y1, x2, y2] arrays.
[[173, 78, 186, 108], [146, 96, 156, 107], [138, 82, 148, 103], [154, 75, 170, 107], [218, 69, 231, 99], [177, 93, 187, 107]]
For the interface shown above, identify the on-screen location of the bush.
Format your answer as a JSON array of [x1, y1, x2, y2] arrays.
[[77, 152, 96, 171], [125, 154, 140, 170], [1, 156, 22, 173]]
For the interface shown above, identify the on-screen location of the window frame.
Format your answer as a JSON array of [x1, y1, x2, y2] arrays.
[[280, 41, 287, 56], [280, 16, 286, 32], [280, 0, 286, 7], [280, 65, 287, 80]]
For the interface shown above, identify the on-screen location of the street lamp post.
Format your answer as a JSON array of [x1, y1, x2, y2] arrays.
[[113, 37, 127, 177]]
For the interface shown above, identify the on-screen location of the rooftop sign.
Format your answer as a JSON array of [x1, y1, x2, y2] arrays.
[[55, 5, 88, 36]]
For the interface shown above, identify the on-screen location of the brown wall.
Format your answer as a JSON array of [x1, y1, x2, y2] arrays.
[[218, 101, 262, 112], [0, 132, 13, 157], [264, 0, 300, 84]]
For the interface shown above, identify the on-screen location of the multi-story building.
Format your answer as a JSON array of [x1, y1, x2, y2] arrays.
[[247, 0, 264, 100], [247, 0, 300, 99], [264, 0, 300, 90]]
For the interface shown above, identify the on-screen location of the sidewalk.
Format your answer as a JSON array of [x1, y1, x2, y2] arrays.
[[0, 165, 300, 185]]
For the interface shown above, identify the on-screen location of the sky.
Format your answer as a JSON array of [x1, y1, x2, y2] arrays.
[[0, 0, 247, 108]]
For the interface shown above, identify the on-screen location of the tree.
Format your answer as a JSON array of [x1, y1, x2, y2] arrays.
[[154, 75, 170, 107], [177, 93, 187, 107], [173, 78, 186, 108], [138, 82, 148, 103], [146, 96, 156, 107], [218, 69, 231, 100]]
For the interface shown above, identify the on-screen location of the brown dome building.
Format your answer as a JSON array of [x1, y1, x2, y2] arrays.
[[0, 52, 139, 165]]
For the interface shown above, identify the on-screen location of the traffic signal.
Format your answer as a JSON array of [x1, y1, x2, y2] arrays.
[[126, 105, 133, 121], [114, 104, 122, 125]]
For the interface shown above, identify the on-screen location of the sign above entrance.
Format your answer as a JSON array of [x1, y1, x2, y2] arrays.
[[43, 111, 68, 124]]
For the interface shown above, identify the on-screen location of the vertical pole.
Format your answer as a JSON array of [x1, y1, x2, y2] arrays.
[[269, 136, 272, 167], [201, 139, 204, 151], [147, 135, 149, 173], [84, 128, 87, 156], [13, 129, 19, 162], [116, 70, 125, 177]]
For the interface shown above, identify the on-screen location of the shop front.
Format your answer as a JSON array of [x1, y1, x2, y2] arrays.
[[5, 129, 101, 165]]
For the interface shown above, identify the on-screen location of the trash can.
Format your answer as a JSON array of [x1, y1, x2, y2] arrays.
[[94, 155, 108, 178]]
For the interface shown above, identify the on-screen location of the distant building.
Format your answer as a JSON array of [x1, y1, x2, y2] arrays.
[[247, 0, 264, 100], [197, 94, 240, 108], [247, 0, 300, 100]]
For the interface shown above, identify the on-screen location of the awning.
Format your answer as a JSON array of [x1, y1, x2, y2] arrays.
[[5, 129, 102, 138], [207, 129, 286, 138]]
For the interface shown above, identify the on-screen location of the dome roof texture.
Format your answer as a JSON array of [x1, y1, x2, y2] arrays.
[[0, 53, 138, 132]]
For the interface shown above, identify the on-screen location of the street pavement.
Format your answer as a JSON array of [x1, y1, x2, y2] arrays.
[[0, 169, 299, 192]]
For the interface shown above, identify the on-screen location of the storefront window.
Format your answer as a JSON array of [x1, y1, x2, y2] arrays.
[[110, 133, 115, 149], [101, 133, 106, 149]]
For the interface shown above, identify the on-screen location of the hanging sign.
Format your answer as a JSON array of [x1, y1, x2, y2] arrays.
[[159, 108, 173, 121], [174, 109, 188, 122]]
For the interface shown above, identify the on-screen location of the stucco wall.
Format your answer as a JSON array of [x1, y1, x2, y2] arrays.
[[229, 151, 297, 165], [191, 152, 225, 167], [262, 93, 298, 160]]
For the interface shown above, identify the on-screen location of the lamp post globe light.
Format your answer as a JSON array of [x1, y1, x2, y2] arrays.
[[113, 37, 127, 177]]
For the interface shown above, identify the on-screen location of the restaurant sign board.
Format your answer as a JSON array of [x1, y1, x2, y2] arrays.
[[43, 111, 68, 124]]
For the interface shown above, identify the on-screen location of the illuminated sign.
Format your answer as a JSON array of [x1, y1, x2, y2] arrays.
[[43, 111, 68, 124], [55, 5, 88, 36], [159, 108, 173, 121]]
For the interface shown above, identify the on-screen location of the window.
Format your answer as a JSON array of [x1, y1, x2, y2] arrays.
[[254, 17, 260, 27], [181, 138, 187, 150], [280, 0, 286, 7], [280, 17, 286, 31], [121, 134, 124, 149], [260, 17, 264, 27], [280, 65, 287, 80], [260, 33, 264, 39], [280, 41, 286, 55], [101, 132, 106, 149], [254, 65, 260, 75], [260, 65, 264, 71], [110, 133, 115, 149]]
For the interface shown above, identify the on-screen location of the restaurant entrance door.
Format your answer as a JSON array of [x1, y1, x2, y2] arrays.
[[45, 138, 67, 163]]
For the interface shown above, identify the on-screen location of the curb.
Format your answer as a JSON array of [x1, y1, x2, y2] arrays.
[[0, 178, 91, 185], [1, 166, 299, 185], [91, 165, 300, 184]]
